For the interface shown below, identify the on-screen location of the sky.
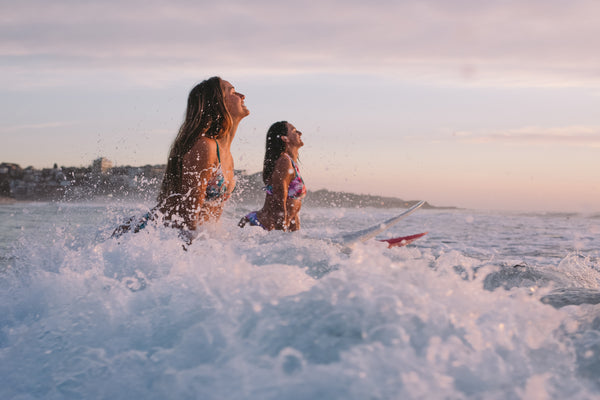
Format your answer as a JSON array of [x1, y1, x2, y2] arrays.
[[1, 0, 599, 213]]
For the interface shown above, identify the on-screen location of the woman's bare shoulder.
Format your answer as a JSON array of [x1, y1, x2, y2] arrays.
[[183, 137, 218, 168], [274, 154, 293, 174], [192, 136, 217, 152]]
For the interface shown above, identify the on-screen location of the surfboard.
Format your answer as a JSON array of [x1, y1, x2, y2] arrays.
[[377, 232, 428, 248], [333, 200, 425, 247]]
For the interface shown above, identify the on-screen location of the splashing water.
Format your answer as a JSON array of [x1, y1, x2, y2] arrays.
[[1, 202, 599, 399]]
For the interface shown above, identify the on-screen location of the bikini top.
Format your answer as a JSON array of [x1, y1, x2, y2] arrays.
[[264, 154, 307, 200], [205, 140, 234, 202]]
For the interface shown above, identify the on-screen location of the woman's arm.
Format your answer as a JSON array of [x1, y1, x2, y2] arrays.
[[181, 138, 218, 230], [288, 215, 300, 231], [269, 156, 294, 231]]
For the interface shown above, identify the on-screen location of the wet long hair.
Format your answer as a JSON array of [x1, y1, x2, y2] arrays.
[[157, 77, 232, 203], [262, 121, 289, 184]]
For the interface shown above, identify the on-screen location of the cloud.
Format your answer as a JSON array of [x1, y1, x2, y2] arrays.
[[453, 125, 600, 146], [2, 0, 600, 88]]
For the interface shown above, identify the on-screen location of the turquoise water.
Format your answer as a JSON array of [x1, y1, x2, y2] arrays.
[[1, 201, 599, 399]]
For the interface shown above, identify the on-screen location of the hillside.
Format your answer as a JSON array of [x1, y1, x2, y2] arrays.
[[232, 171, 443, 209], [1, 162, 450, 209]]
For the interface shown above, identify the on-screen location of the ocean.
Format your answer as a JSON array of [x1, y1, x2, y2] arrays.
[[1, 200, 599, 399]]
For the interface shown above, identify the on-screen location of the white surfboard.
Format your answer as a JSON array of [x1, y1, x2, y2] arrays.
[[332, 200, 425, 247]]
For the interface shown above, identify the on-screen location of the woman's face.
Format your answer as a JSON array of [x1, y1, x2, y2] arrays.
[[221, 80, 249, 120], [285, 123, 304, 148]]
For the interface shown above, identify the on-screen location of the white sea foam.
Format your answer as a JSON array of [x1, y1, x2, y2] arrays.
[[0, 202, 599, 399]]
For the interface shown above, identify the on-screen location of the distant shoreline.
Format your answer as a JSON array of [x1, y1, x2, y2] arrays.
[[2, 161, 457, 209], [0, 196, 17, 204], [0, 193, 455, 210]]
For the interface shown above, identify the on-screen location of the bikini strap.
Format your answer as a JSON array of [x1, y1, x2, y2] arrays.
[[284, 153, 299, 177], [215, 139, 221, 163]]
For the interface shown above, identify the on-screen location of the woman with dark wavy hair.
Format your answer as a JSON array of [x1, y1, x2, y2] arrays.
[[113, 77, 249, 242], [239, 121, 306, 231]]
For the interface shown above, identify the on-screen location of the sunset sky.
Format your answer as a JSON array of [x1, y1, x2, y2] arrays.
[[1, 0, 599, 212]]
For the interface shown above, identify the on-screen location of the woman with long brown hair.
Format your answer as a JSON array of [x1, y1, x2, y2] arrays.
[[239, 121, 306, 231], [113, 76, 249, 242]]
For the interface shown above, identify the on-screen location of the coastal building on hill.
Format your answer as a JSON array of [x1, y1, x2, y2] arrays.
[[92, 157, 113, 174], [0, 158, 164, 201]]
